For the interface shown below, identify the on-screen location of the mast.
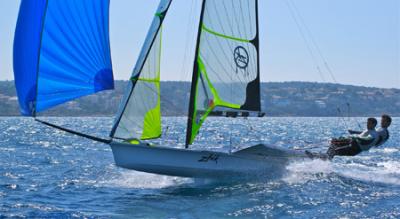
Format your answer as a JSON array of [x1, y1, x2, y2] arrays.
[[254, 0, 261, 109], [185, 0, 207, 148]]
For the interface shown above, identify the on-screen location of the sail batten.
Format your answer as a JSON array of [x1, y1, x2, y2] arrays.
[[111, 0, 172, 140], [13, 0, 114, 116], [202, 25, 251, 43], [186, 0, 261, 147]]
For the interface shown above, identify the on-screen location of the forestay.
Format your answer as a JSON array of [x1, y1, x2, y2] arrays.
[[110, 0, 172, 141], [13, 0, 114, 116], [186, 0, 261, 146]]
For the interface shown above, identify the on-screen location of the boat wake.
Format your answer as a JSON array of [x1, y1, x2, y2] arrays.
[[283, 159, 333, 184], [284, 158, 400, 186], [338, 161, 400, 186]]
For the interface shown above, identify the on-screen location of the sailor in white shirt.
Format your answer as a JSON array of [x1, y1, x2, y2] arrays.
[[352, 125, 379, 151]]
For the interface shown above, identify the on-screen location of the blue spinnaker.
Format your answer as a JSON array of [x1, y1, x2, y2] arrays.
[[13, 0, 114, 116]]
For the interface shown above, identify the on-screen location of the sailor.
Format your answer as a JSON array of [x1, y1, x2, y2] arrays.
[[348, 114, 391, 147], [327, 118, 379, 159], [375, 114, 391, 147]]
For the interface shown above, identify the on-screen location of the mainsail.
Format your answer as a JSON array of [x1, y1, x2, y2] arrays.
[[186, 0, 261, 146], [110, 0, 172, 141], [13, 0, 114, 116]]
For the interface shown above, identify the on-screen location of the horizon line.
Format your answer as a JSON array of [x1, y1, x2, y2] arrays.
[[0, 79, 398, 90]]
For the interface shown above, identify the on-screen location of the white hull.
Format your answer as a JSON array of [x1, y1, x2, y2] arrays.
[[110, 142, 312, 178]]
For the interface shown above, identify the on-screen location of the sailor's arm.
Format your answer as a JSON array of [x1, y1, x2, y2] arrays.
[[350, 130, 368, 138], [352, 131, 378, 151], [353, 135, 372, 141], [348, 130, 362, 135], [356, 130, 375, 139], [351, 135, 372, 151]]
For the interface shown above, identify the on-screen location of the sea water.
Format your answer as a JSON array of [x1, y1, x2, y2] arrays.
[[0, 117, 399, 218]]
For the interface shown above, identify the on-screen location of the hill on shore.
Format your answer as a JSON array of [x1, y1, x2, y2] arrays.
[[0, 80, 399, 117]]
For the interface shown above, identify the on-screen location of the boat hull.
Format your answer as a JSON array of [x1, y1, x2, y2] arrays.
[[110, 142, 311, 178]]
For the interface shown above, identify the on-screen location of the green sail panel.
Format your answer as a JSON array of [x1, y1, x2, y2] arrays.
[[111, 0, 171, 140], [186, 0, 261, 146], [115, 31, 162, 140]]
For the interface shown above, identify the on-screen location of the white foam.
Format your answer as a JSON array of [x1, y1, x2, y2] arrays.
[[283, 159, 333, 184], [380, 148, 398, 154], [377, 161, 400, 170], [343, 161, 400, 185], [97, 170, 192, 189], [284, 159, 400, 186], [338, 163, 400, 186]]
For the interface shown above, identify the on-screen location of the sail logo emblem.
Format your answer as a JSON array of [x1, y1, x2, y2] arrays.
[[234, 46, 249, 70]]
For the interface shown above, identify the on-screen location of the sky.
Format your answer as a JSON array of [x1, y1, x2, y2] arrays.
[[0, 0, 399, 88]]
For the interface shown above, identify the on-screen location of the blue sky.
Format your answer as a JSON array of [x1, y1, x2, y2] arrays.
[[0, 0, 399, 88]]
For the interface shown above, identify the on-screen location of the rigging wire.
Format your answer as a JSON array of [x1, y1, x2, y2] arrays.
[[287, 0, 363, 130], [285, 0, 364, 134], [287, 0, 338, 83], [336, 107, 349, 130], [179, 0, 198, 82], [284, 0, 326, 82], [284, 0, 331, 137]]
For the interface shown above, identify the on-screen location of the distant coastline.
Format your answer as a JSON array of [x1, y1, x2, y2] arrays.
[[1, 80, 399, 117]]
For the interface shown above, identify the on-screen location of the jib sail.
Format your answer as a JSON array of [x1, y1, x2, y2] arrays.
[[110, 0, 172, 141]]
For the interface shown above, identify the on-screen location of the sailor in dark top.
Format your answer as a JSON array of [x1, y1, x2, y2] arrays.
[[327, 118, 379, 159], [375, 114, 391, 146]]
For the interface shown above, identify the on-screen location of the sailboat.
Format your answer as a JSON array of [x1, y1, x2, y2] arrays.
[[14, 0, 319, 179]]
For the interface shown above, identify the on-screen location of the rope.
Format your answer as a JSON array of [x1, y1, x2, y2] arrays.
[[337, 107, 350, 132], [347, 102, 362, 130], [35, 118, 111, 144]]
